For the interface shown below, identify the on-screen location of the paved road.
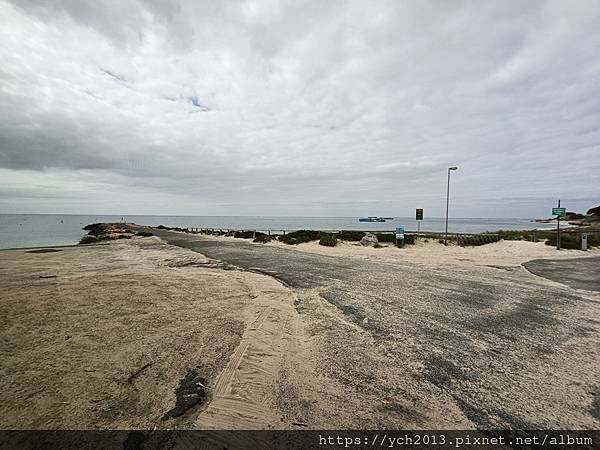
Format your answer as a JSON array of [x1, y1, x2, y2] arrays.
[[524, 257, 600, 292], [148, 229, 600, 429]]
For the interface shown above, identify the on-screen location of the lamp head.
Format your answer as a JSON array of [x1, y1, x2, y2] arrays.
[[449, 166, 458, 171]]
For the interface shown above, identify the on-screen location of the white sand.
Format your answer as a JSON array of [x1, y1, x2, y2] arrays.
[[194, 233, 600, 267]]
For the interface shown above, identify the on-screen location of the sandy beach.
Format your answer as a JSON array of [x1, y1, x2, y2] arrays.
[[0, 237, 314, 429], [1, 230, 599, 431]]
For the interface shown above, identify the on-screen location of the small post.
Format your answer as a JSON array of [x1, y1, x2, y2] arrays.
[[395, 225, 405, 248], [581, 233, 588, 251]]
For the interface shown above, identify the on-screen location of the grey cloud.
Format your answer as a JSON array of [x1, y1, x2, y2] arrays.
[[0, 0, 598, 217]]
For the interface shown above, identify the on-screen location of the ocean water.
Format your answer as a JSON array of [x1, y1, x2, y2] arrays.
[[0, 214, 555, 250]]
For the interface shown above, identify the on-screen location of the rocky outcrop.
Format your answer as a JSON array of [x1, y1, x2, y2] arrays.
[[587, 205, 600, 216], [359, 233, 378, 247], [80, 223, 135, 244]]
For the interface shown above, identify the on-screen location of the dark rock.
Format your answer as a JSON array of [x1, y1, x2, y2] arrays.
[[587, 205, 600, 216], [162, 369, 206, 420]]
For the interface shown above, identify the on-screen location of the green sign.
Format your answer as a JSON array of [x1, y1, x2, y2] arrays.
[[416, 208, 423, 221], [552, 207, 566, 216]]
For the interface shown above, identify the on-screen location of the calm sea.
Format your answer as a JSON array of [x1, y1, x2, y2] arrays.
[[0, 214, 554, 249]]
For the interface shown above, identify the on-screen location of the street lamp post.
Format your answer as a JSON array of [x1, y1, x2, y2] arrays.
[[444, 166, 458, 244]]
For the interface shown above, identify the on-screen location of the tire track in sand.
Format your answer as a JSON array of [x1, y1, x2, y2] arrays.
[[196, 277, 302, 429]]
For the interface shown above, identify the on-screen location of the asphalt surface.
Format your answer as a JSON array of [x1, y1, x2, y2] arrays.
[[524, 257, 600, 292], [148, 228, 600, 429]]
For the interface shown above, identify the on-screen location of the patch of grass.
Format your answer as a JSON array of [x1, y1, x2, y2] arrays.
[[136, 231, 154, 237], [319, 234, 337, 247], [280, 230, 322, 245]]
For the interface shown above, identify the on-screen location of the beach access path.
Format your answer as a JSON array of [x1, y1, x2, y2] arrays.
[[147, 227, 600, 429]]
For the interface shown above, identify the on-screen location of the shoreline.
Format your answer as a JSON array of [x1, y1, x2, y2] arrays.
[[3, 214, 586, 250]]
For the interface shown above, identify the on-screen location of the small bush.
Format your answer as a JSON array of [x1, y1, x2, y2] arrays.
[[337, 231, 365, 241], [497, 230, 538, 241], [404, 234, 416, 245], [545, 233, 586, 249], [79, 235, 99, 244], [136, 231, 154, 237], [234, 231, 267, 239], [375, 233, 396, 243], [319, 234, 337, 247], [253, 234, 271, 243], [281, 230, 321, 245]]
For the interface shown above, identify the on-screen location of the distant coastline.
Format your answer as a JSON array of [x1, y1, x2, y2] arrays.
[[1, 214, 559, 250]]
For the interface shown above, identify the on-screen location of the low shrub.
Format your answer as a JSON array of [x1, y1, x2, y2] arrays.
[[545, 233, 593, 249], [280, 230, 321, 245], [253, 234, 271, 243], [497, 230, 539, 241], [337, 231, 365, 241], [136, 231, 154, 237], [375, 233, 396, 243], [404, 234, 416, 245], [79, 235, 99, 244], [319, 234, 337, 247], [234, 230, 267, 239]]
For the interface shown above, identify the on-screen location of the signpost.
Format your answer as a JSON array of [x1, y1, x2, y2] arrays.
[[396, 225, 405, 248], [553, 200, 565, 250], [416, 208, 423, 233]]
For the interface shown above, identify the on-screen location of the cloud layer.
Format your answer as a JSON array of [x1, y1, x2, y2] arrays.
[[1, 0, 599, 217]]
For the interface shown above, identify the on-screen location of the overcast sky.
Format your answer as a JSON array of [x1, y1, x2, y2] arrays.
[[0, 0, 598, 218]]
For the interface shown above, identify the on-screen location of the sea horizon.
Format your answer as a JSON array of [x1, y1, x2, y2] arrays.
[[0, 213, 557, 250]]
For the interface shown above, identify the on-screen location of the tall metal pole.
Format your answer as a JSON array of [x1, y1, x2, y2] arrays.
[[444, 166, 458, 245], [445, 169, 451, 244], [556, 199, 561, 250]]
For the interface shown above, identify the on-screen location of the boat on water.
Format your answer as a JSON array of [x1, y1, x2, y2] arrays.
[[358, 216, 387, 222]]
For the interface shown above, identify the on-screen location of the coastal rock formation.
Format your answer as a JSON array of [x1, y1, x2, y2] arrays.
[[359, 233, 378, 247], [587, 205, 600, 216], [80, 223, 136, 244]]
